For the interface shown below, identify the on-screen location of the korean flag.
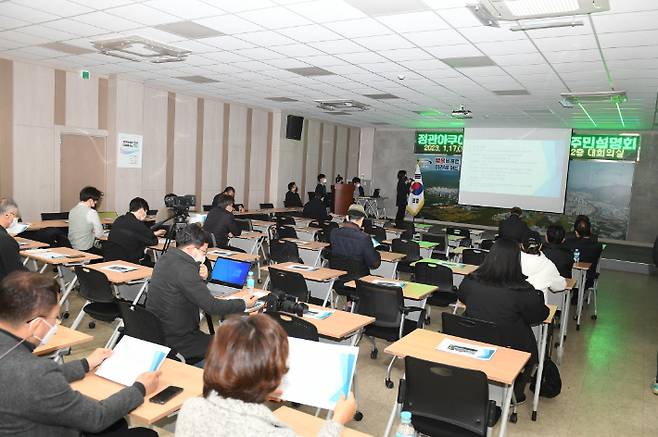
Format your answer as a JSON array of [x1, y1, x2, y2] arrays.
[[406, 162, 424, 217]]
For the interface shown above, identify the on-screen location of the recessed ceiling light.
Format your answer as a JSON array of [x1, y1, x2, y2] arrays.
[[286, 67, 335, 77], [470, 0, 610, 22], [93, 36, 190, 63], [266, 97, 299, 102], [344, 0, 428, 16], [175, 75, 219, 83], [155, 21, 224, 40], [363, 93, 399, 100], [39, 42, 95, 55], [439, 56, 496, 68], [493, 89, 530, 96]]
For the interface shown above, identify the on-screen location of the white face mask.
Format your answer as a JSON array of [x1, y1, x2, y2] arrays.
[[355, 183, 360, 188], [11, 217, 18, 228], [193, 248, 207, 264], [32, 318, 58, 346], [321, 179, 327, 184]]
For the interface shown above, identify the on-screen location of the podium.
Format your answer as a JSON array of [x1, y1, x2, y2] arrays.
[[332, 183, 355, 215]]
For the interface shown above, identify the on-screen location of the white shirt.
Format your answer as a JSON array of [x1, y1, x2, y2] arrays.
[[521, 251, 567, 292], [68, 202, 104, 250]]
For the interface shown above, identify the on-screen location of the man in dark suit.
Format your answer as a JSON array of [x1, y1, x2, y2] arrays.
[[104, 197, 165, 266], [0, 198, 27, 281], [146, 224, 257, 363], [315, 173, 327, 199], [330, 204, 381, 276], [565, 219, 603, 289], [542, 224, 573, 278], [204, 194, 241, 248], [498, 206, 531, 243], [284, 181, 303, 208]]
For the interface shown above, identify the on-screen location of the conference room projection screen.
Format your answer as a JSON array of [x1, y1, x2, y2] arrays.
[[458, 128, 572, 213]]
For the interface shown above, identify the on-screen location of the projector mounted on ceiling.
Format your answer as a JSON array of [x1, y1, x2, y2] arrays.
[[561, 91, 628, 105], [92, 36, 191, 63], [467, 0, 610, 27], [315, 99, 369, 113], [451, 105, 473, 119]]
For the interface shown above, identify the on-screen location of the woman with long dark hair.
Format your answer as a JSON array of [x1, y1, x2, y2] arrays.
[[457, 238, 549, 402], [395, 170, 409, 227]]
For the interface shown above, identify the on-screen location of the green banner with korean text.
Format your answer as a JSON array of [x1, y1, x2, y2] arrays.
[[570, 133, 640, 161], [415, 131, 464, 154]]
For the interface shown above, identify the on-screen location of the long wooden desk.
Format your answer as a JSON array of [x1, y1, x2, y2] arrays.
[[34, 326, 93, 356], [70, 358, 203, 425], [235, 207, 302, 216], [383, 329, 530, 437], [371, 251, 405, 278], [344, 275, 437, 301], [283, 238, 329, 266], [274, 406, 373, 437], [14, 236, 49, 250], [25, 220, 69, 230], [410, 258, 479, 276], [207, 248, 260, 263]]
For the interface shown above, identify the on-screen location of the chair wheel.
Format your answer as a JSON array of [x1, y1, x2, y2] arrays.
[[591, 315, 597, 320], [62, 312, 70, 319], [576, 324, 580, 331], [88, 321, 96, 329], [370, 349, 378, 360], [385, 379, 394, 389], [532, 411, 537, 421], [509, 412, 517, 423], [354, 411, 363, 421], [425, 317, 431, 325]]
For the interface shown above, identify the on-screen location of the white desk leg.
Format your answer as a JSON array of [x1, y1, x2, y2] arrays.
[[576, 270, 585, 331], [382, 373, 403, 437], [532, 323, 548, 421], [131, 281, 149, 306], [557, 290, 570, 364], [498, 384, 514, 437], [322, 279, 336, 308], [58, 272, 78, 307]]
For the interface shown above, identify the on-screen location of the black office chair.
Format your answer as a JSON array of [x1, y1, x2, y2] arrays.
[[276, 225, 298, 240], [235, 218, 253, 232], [462, 248, 489, 266], [414, 262, 458, 325], [355, 279, 425, 388], [40, 212, 69, 221], [117, 302, 193, 363], [391, 238, 421, 274], [260, 203, 275, 209], [203, 204, 213, 212], [267, 311, 319, 341], [70, 266, 121, 348], [423, 233, 447, 260], [398, 357, 498, 437], [307, 191, 316, 201], [268, 267, 309, 302], [447, 227, 471, 240], [269, 239, 303, 264], [277, 216, 296, 226], [316, 221, 338, 244], [329, 254, 367, 309], [480, 239, 495, 250], [400, 229, 415, 240], [428, 224, 445, 234], [573, 241, 604, 324]]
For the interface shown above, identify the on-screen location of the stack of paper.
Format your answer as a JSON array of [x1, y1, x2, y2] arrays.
[[436, 338, 496, 361], [96, 336, 170, 386], [102, 265, 138, 273], [288, 264, 318, 272]]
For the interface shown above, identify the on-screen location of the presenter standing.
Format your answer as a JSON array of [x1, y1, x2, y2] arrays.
[[395, 170, 410, 227]]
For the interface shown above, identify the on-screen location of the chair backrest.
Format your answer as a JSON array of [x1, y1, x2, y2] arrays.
[[268, 268, 309, 302], [74, 266, 115, 303], [392, 238, 421, 261], [462, 248, 489, 266], [317, 221, 339, 243], [235, 218, 253, 232], [267, 311, 319, 341], [400, 230, 415, 240], [396, 221, 415, 232], [479, 239, 495, 250], [277, 215, 296, 226], [372, 188, 380, 198], [368, 226, 387, 244], [447, 227, 471, 239], [428, 225, 444, 234], [260, 203, 274, 209], [118, 302, 168, 345], [276, 225, 297, 240], [40, 212, 69, 221], [422, 233, 447, 253], [269, 239, 301, 264], [330, 254, 369, 281], [203, 204, 212, 212], [355, 279, 403, 329], [441, 312, 502, 346], [147, 209, 158, 216], [402, 356, 489, 437], [414, 262, 454, 290], [307, 191, 316, 201]]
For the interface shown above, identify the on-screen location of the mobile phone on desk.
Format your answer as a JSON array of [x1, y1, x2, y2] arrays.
[[149, 386, 183, 405]]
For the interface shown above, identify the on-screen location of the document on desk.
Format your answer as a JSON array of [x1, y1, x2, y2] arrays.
[[287, 264, 318, 272], [373, 279, 405, 288], [279, 337, 358, 410], [24, 250, 67, 259], [209, 249, 235, 256], [437, 338, 496, 361], [8, 222, 29, 236], [102, 264, 138, 273], [95, 336, 170, 386]]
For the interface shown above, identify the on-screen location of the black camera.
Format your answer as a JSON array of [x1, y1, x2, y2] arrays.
[[261, 290, 308, 317], [164, 194, 195, 210]]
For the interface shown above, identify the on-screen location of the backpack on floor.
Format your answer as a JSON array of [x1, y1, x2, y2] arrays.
[[530, 358, 562, 398]]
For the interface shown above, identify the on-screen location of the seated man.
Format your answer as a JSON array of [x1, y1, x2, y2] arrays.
[[303, 195, 331, 222], [0, 198, 27, 281], [222, 186, 244, 212], [68, 186, 105, 255], [565, 219, 603, 288], [0, 271, 160, 436], [284, 181, 303, 208], [542, 224, 574, 278], [146, 224, 257, 362], [204, 194, 241, 249], [104, 197, 165, 266], [566, 215, 598, 243], [330, 204, 381, 276], [497, 206, 530, 243]]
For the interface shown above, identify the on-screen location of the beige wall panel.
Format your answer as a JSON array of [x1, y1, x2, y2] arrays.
[[201, 99, 224, 206], [268, 112, 282, 205], [248, 109, 268, 209], [304, 119, 321, 198], [114, 79, 144, 211], [321, 123, 335, 180], [65, 72, 98, 129], [13, 126, 55, 221], [334, 125, 348, 179], [226, 104, 247, 204], [347, 127, 360, 181], [141, 86, 168, 211], [172, 94, 197, 196], [13, 61, 54, 127]]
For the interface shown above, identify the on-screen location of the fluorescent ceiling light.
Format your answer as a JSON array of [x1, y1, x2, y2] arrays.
[[315, 99, 369, 112], [577, 102, 597, 127], [616, 102, 625, 128], [510, 20, 583, 31], [561, 90, 627, 104], [504, 0, 580, 16]]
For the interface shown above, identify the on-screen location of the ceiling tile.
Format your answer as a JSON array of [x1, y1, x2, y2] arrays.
[[271, 43, 324, 57], [490, 52, 547, 66], [263, 57, 310, 69], [593, 9, 658, 33], [42, 19, 107, 38], [604, 45, 658, 60], [202, 51, 250, 63], [324, 18, 393, 38], [476, 39, 536, 56], [73, 11, 141, 32], [531, 34, 598, 53], [292, 0, 367, 22], [352, 34, 415, 51], [297, 54, 351, 67], [0, 30, 51, 46], [336, 51, 389, 64], [234, 47, 287, 60], [458, 25, 528, 43], [154, 21, 224, 39], [376, 11, 448, 33], [144, 0, 226, 19], [195, 15, 264, 34], [543, 49, 601, 63], [238, 7, 311, 29], [597, 29, 658, 48], [308, 39, 364, 54], [201, 35, 255, 50], [276, 24, 342, 43], [380, 48, 434, 62], [402, 29, 469, 47], [208, 0, 276, 13], [0, 2, 59, 23], [106, 4, 180, 26], [13, 0, 94, 17], [426, 44, 483, 58], [435, 7, 483, 28], [235, 30, 297, 46]]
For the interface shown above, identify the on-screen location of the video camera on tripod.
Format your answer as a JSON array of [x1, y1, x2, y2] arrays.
[[164, 194, 196, 219], [260, 290, 308, 317]]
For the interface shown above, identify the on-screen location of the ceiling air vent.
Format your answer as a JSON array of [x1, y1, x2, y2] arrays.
[[92, 36, 191, 63], [315, 99, 369, 113]]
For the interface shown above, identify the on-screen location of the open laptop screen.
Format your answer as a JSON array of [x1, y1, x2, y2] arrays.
[[210, 257, 251, 289]]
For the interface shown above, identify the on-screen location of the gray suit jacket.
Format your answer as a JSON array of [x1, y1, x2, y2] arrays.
[[0, 329, 144, 437]]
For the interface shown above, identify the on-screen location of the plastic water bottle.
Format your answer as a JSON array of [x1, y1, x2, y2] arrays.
[[573, 249, 580, 263], [395, 411, 416, 437], [246, 271, 255, 291]]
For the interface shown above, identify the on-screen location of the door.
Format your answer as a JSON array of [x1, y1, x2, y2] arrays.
[[60, 134, 107, 211]]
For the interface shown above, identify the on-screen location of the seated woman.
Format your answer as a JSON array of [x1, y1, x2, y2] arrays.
[[520, 230, 566, 293], [457, 238, 549, 403], [175, 314, 356, 437]]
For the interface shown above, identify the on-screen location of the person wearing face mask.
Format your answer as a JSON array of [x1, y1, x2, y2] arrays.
[[284, 181, 303, 208], [351, 177, 365, 197], [0, 198, 27, 281], [146, 224, 258, 365], [68, 186, 105, 255], [222, 186, 245, 213], [315, 173, 327, 200], [204, 194, 243, 250], [104, 197, 165, 267], [0, 271, 160, 436]]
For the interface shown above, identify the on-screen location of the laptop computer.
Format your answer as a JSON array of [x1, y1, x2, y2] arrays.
[[207, 257, 252, 296]]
